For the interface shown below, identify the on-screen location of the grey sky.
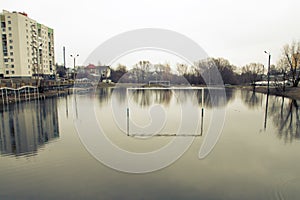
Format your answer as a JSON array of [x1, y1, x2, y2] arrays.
[[2, 0, 300, 69]]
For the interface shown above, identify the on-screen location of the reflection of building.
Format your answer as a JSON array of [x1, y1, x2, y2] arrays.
[[0, 98, 59, 156], [0, 10, 55, 78]]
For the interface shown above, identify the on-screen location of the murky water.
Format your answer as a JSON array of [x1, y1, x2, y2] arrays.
[[0, 88, 299, 199]]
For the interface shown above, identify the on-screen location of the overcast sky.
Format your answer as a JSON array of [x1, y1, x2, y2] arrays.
[[2, 0, 300, 69]]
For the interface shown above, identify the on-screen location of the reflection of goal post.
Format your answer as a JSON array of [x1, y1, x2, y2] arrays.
[[148, 80, 170, 87]]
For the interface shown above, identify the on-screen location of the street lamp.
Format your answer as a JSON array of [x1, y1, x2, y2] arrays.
[[264, 51, 271, 94], [70, 54, 79, 79]]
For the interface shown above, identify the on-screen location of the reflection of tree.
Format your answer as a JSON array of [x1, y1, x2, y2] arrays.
[[195, 88, 235, 108], [242, 91, 300, 142], [0, 98, 59, 156], [97, 87, 116, 106], [130, 89, 172, 107], [241, 63, 264, 86], [174, 90, 193, 105], [240, 90, 263, 109], [268, 97, 300, 142], [108, 87, 232, 108]]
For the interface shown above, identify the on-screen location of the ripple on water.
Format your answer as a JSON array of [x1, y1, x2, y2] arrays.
[[273, 178, 300, 200]]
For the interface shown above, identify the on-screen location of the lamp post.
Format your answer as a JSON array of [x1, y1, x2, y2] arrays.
[[70, 54, 79, 79], [264, 51, 271, 94]]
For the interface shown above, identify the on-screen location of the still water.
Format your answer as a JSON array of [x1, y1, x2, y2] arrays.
[[0, 88, 299, 199]]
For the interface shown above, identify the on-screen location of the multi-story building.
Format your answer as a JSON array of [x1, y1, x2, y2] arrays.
[[0, 10, 55, 78]]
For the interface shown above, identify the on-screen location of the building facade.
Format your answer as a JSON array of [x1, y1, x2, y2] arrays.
[[84, 64, 111, 82], [0, 10, 55, 78]]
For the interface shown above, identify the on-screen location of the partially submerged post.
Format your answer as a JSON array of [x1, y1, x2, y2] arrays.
[[1, 89, 4, 105], [127, 108, 130, 136], [28, 87, 30, 101], [5, 89, 8, 104], [201, 88, 204, 136]]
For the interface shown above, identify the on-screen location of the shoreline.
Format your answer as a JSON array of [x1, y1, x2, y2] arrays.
[[1, 83, 299, 105], [236, 86, 300, 101]]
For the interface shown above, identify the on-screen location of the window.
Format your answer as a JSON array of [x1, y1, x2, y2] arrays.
[[5, 71, 9, 75], [8, 21, 11, 25], [8, 16, 11, 18], [28, 65, 30, 69], [5, 64, 9, 68], [11, 71, 15, 74], [8, 33, 12, 37], [4, 58, 8, 62], [8, 27, 11, 31], [11, 58, 14, 62], [10, 52, 13, 56], [28, 71, 30, 74], [9, 46, 13, 50], [9, 39, 13, 43]]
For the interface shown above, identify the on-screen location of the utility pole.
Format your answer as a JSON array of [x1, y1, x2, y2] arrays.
[[70, 54, 79, 79], [264, 51, 271, 94], [63, 46, 66, 69]]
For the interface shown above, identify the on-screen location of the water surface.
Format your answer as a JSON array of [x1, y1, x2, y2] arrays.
[[0, 88, 299, 200]]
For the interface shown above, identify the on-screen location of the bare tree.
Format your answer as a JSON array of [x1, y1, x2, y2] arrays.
[[176, 63, 188, 76], [277, 41, 300, 87], [241, 63, 264, 85], [116, 64, 127, 73], [211, 58, 237, 85], [134, 61, 152, 83], [161, 63, 171, 80]]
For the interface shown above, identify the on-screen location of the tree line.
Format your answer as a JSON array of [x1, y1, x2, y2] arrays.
[[109, 41, 300, 87]]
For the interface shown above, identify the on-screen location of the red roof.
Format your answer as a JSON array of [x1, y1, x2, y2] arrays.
[[86, 64, 96, 69]]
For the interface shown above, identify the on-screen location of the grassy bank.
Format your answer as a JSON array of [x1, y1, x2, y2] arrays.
[[240, 86, 300, 100]]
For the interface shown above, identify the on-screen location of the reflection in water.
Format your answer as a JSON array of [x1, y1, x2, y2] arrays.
[[264, 93, 269, 130], [2, 88, 300, 199], [241, 90, 264, 109], [0, 98, 59, 156], [269, 97, 300, 142], [97, 87, 126, 106], [126, 88, 235, 108], [93, 87, 233, 137], [130, 89, 172, 107], [241, 89, 300, 142], [195, 88, 235, 108]]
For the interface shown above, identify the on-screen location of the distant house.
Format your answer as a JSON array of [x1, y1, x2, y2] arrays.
[[85, 64, 111, 82], [99, 66, 111, 82], [85, 64, 97, 75]]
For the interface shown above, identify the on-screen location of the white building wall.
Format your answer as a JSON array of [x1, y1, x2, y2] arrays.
[[0, 10, 55, 78]]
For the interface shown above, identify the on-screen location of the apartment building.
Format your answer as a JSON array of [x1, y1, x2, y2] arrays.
[[0, 10, 55, 78]]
